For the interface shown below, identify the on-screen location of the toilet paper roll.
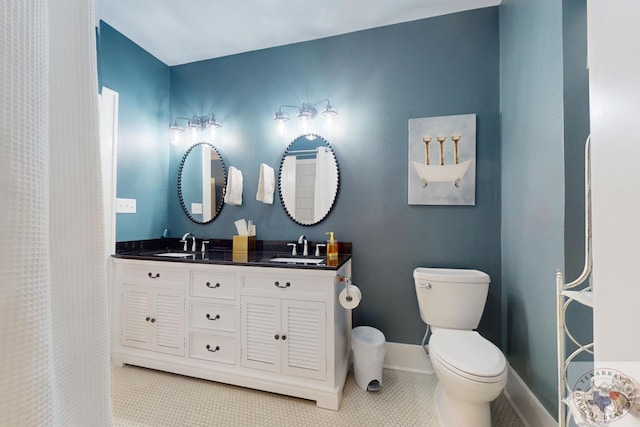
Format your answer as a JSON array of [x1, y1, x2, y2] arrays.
[[339, 284, 362, 309]]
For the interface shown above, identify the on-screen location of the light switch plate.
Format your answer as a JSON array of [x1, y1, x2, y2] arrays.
[[191, 203, 203, 214], [116, 198, 136, 213]]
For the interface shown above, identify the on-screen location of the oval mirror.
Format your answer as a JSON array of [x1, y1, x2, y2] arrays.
[[178, 142, 226, 224], [279, 134, 340, 226]]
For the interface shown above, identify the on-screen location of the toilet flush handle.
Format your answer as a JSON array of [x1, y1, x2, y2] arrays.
[[416, 282, 432, 289]]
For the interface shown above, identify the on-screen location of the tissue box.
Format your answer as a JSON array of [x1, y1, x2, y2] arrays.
[[232, 252, 249, 262], [232, 235, 256, 254]]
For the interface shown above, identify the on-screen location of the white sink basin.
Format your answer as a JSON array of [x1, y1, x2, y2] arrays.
[[155, 252, 193, 258], [269, 257, 325, 265]]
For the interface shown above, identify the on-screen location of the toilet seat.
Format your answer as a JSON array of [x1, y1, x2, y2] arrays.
[[429, 330, 506, 383]]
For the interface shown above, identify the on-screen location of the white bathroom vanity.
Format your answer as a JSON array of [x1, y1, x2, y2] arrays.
[[110, 257, 352, 410]]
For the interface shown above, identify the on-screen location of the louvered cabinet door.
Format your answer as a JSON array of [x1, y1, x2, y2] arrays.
[[281, 300, 326, 380], [121, 285, 153, 350], [152, 288, 185, 356], [240, 296, 281, 372], [120, 285, 185, 356]]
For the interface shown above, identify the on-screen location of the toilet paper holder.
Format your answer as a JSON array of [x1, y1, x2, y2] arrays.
[[338, 275, 354, 302]]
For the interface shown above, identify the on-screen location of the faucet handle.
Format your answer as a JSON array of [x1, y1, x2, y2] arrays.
[[315, 243, 326, 257], [287, 243, 297, 256], [201, 240, 209, 253]]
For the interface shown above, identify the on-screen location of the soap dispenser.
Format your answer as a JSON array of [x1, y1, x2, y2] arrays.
[[326, 232, 339, 261]]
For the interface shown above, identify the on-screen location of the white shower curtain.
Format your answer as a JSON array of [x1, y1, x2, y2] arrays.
[[1, 0, 112, 425], [313, 147, 337, 221]]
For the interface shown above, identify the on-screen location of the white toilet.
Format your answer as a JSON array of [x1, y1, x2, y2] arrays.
[[413, 268, 507, 427]]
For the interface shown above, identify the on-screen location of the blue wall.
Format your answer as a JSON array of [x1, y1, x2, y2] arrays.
[[97, 22, 171, 241], [168, 8, 502, 346], [500, 0, 566, 415]]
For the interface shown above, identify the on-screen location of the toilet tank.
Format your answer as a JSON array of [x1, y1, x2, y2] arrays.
[[413, 268, 490, 330]]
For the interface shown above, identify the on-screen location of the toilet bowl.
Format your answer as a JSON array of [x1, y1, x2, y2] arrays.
[[429, 329, 507, 427], [413, 268, 507, 427]]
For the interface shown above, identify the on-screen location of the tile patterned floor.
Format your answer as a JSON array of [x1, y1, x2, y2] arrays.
[[112, 365, 524, 426]]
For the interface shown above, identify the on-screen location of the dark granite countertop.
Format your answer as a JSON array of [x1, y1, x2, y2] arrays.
[[112, 238, 352, 271]]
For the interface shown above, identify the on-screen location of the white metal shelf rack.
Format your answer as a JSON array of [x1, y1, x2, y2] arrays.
[[556, 136, 593, 427]]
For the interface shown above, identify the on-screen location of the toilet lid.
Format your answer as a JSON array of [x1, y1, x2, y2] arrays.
[[429, 330, 506, 380], [413, 268, 490, 283]]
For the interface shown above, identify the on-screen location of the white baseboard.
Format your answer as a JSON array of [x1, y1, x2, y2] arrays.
[[503, 365, 556, 427], [383, 341, 434, 374], [382, 342, 555, 427]]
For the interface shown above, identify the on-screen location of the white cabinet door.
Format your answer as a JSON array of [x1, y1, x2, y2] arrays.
[[241, 296, 326, 380], [121, 285, 185, 356], [241, 296, 281, 373], [122, 285, 152, 350], [282, 300, 326, 380], [153, 288, 186, 356]]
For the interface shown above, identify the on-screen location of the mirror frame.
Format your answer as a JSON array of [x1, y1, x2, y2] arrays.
[[278, 133, 340, 226], [177, 142, 227, 224]]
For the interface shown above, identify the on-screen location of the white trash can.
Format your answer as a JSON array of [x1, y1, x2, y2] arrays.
[[351, 326, 386, 391]]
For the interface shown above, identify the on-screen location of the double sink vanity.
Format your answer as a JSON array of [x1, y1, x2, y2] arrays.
[[111, 238, 352, 410], [111, 131, 350, 408]]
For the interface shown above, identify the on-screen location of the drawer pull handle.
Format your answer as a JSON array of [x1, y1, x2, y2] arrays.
[[206, 345, 220, 352], [206, 313, 220, 321], [148, 272, 160, 279], [206, 282, 220, 288], [274, 281, 291, 288]]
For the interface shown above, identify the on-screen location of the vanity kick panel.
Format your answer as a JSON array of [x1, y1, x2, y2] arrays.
[[190, 271, 236, 300]]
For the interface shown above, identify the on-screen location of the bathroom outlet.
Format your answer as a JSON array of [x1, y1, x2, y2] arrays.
[[116, 198, 136, 214]]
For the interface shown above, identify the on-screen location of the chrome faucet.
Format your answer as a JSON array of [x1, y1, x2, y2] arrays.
[[287, 243, 297, 256], [298, 235, 309, 256], [181, 232, 196, 252]]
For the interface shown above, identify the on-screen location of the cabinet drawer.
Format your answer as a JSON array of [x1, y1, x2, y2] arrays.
[[191, 272, 236, 300], [122, 264, 187, 286], [189, 332, 235, 364], [242, 275, 326, 298], [190, 302, 235, 332]]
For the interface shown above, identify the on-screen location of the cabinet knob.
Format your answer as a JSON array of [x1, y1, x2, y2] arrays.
[[206, 282, 220, 288], [145, 317, 150, 322], [206, 345, 220, 352], [282, 335, 287, 340], [148, 272, 160, 279], [206, 313, 220, 321], [150, 318, 156, 323], [274, 334, 280, 340]]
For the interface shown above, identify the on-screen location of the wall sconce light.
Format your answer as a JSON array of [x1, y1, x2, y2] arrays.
[[273, 99, 337, 133], [170, 113, 221, 144], [170, 113, 222, 133]]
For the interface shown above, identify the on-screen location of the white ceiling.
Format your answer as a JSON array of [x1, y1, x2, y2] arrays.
[[96, 0, 501, 66]]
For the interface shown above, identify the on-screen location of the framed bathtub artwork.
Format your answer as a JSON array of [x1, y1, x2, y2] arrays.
[[408, 114, 476, 206]]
